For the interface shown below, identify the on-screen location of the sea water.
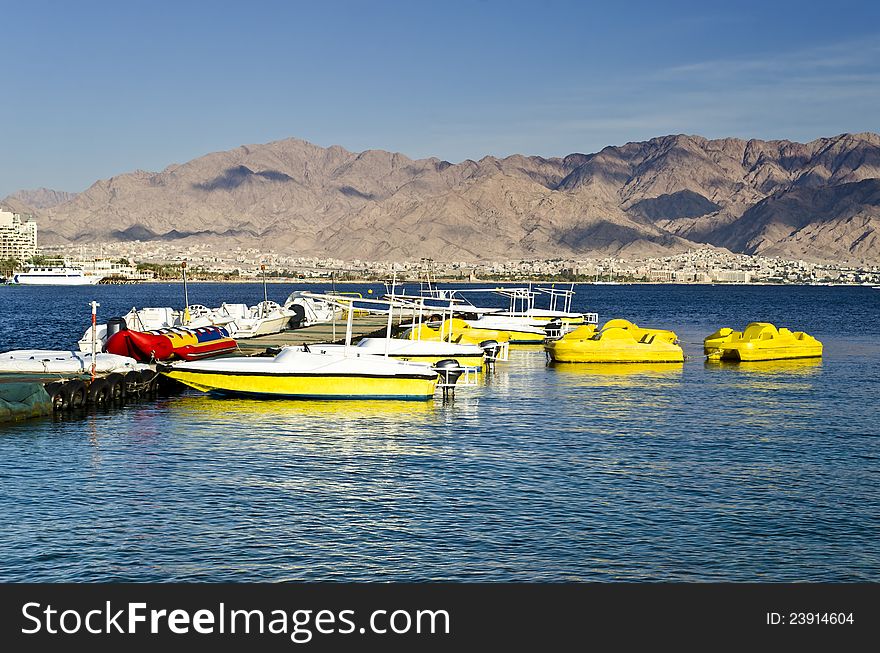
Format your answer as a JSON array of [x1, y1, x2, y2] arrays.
[[0, 283, 877, 581]]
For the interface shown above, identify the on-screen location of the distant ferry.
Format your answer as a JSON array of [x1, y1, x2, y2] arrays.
[[12, 263, 104, 286]]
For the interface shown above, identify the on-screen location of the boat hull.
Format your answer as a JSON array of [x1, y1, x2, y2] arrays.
[[713, 344, 823, 362], [546, 343, 685, 363], [13, 275, 102, 285], [164, 368, 438, 400], [238, 314, 291, 338], [405, 322, 511, 346]]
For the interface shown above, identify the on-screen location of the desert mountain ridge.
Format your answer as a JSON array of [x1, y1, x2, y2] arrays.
[[4, 132, 880, 263], [4, 188, 77, 210]]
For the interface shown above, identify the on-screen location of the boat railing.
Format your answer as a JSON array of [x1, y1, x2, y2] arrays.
[[301, 288, 416, 355], [543, 320, 568, 341], [485, 340, 510, 363], [535, 284, 576, 313]]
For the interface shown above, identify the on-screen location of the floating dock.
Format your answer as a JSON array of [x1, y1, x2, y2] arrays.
[[0, 369, 162, 422], [0, 377, 53, 423]]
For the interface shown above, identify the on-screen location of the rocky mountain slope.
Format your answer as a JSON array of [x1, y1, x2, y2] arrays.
[[5, 188, 77, 210], [8, 132, 880, 262]]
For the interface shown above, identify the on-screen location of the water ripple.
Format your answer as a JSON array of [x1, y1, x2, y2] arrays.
[[0, 284, 878, 581]]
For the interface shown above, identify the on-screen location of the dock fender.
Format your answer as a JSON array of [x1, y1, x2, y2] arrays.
[[66, 380, 86, 409], [87, 378, 111, 406], [43, 381, 68, 411], [123, 370, 143, 395], [140, 369, 160, 395], [105, 373, 124, 402]]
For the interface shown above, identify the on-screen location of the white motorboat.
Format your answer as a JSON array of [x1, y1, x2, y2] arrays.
[[284, 291, 339, 327], [12, 262, 104, 286], [215, 301, 291, 339]]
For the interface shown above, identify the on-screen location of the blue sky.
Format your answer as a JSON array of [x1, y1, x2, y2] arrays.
[[1, 0, 878, 196]]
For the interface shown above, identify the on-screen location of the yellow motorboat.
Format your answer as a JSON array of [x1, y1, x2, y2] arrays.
[[410, 316, 545, 345], [460, 315, 548, 344], [160, 347, 440, 400], [544, 319, 684, 363], [703, 322, 823, 361], [404, 319, 511, 346]]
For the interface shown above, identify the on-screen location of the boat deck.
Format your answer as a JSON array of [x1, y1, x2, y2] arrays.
[[235, 314, 409, 355]]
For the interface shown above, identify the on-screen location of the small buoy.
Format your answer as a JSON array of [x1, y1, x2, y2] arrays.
[[367, 289, 373, 294]]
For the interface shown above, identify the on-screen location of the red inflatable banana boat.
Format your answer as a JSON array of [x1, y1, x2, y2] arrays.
[[106, 326, 237, 362]]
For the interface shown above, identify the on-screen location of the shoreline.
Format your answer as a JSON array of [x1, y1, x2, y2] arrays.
[[3, 279, 877, 288]]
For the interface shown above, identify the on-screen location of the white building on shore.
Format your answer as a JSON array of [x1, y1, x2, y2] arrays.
[[0, 208, 38, 261]]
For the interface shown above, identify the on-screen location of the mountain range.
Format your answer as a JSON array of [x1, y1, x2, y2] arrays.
[[4, 132, 880, 263]]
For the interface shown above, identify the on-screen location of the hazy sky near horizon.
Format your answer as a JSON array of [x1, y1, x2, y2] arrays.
[[1, 0, 878, 196]]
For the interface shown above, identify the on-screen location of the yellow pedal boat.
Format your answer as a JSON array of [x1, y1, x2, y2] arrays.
[[704, 322, 823, 361], [545, 319, 684, 363]]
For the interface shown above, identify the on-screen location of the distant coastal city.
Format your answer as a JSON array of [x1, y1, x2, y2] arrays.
[[3, 205, 879, 285], [39, 240, 880, 285]]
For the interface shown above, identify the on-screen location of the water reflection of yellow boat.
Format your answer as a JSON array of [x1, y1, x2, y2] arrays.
[[545, 319, 684, 363], [704, 323, 823, 361], [174, 395, 443, 452], [176, 394, 439, 420], [705, 357, 822, 375]]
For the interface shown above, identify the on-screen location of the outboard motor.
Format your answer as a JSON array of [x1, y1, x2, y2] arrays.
[[288, 304, 306, 329], [434, 358, 464, 399], [544, 318, 564, 341], [106, 317, 128, 339], [478, 339, 502, 366]]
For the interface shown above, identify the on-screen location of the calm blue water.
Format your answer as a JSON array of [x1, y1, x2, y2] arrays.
[[0, 282, 878, 581]]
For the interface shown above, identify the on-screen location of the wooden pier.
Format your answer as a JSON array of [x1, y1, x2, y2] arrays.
[[234, 314, 411, 354]]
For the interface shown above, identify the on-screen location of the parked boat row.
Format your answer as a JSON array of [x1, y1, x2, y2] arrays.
[[0, 279, 828, 411], [151, 285, 601, 400], [392, 284, 597, 345], [77, 291, 336, 353]]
